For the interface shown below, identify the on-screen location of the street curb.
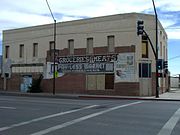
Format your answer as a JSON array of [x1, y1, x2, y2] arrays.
[[1, 91, 180, 102], [0, 92, 79, 100], [78, 95, 180, 102]]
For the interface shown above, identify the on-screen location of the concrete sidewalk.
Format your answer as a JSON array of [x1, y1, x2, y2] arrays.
[[159, 88, 180, 100], [79, 89, 180, 101], [0, 88, 180, 101]]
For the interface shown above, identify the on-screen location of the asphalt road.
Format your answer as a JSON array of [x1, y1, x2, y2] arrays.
[[0, 95, 180, 135]]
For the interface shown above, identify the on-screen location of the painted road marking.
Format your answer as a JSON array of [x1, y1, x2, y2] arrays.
[[158, 107, 180, 135], [31, 101, 143, 135], [0, 105, 97, 132], [0, 106, 16, 110]]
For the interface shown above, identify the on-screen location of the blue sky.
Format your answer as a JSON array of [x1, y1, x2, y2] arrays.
[[0, 0, 180, 75]]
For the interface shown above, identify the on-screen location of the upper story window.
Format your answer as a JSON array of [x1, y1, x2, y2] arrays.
[[33, 43, 38, 57], [5, 46, 9, 58], [49, 41, 54, 50], [49, 41, 55, 56], [19, 44, 24, 58], [163, 45, 165, 59], [163, 35, 166, 40], [68, 39, 74, 55], [107, 35, 115, 53], [141, 35, 148, 58], [160, 42, 162, 57], [86, 38, 93, 54]]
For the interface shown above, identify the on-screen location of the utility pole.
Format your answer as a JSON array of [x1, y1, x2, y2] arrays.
[[45, 0, 56, 95], [152, 0, 159, 98]]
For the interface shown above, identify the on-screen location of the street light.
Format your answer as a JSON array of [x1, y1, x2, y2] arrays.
[[45, 0, 56, 95], [152, 0, 159, 98]]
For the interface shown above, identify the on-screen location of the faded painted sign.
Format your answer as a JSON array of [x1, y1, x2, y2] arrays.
[[56, 54, 117, 73], [115, 53, 135, 82], [57, 54, 117, 64]]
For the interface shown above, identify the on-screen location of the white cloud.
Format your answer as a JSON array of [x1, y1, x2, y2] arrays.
[[156, 0, 180, 11], [166, 29, 180, 39], [0, 0, 180, 74], [1, 11, 51, 26], [0, 0, 180, 41]]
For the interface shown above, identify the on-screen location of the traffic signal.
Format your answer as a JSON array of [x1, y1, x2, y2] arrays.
[[157, 59, 163, 70], [137, 20, 144, 35], [157, 73, 163, 77], [4, 73, 9, 78], [165, 69, 168, 74], [163, 61, 168, 69]]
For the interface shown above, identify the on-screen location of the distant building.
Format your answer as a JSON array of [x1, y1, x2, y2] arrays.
[[171, 76, 180, 88], [1, 13, 169, 96], [0, 55, 2, 74], [0, 55, 2, 90]]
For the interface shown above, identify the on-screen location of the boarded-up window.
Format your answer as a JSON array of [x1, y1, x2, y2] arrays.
[[86, 74, 105, 90], [19, 44, 24, 58], [33, 43, 38, 57], [163, 45, 165, 59], [142, 36, 148, 58], [86, 38, 93, 54], [68, 39, 74, 55], [5, 46, 9, 58], [49, 41, 54, 50], [160, 41, 162, 57], [107, 35, 115, 52], [105, 74, 114, 89]]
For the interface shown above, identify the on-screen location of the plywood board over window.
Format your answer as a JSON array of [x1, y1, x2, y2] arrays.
[[107, 35, 115, 53], [105, 74, 114, 89], [5, 46, 9, 58], [141, 36, 148, 58], [86, 38, 93, 54], [96, 75, 105, 90], [86, 75, 96, 90], [33, 43, 38, 57], [19, 44, 24, 58], [86, 75, 105, 90], [68, 39, 74, 55], [49, 41, 54, 50]]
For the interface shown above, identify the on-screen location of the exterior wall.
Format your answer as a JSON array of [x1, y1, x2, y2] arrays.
[[2, 13, 167, 72], [2, 13, 168, 96], [0, 55, 2, 74], [42, 73, 86, 94], [0, 77, 3, 90], [171, 77, 180, 88], [151, 72, 156, 95], [1, 73, 42, 92], [42, 45, 139, 96]]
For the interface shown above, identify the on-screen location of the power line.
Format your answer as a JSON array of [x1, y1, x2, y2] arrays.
[[45, 0, 56, 21], [168, 55, 180, 60], [165, 27, 180, 30]]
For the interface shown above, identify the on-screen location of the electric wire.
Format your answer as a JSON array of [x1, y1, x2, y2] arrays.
[[168, 55, 180, 60]]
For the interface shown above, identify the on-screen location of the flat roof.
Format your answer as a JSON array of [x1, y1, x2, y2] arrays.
[[3, 13, 155, 33]]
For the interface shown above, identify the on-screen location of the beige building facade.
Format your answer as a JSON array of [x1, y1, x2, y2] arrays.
[[1, 13, 168, 96]]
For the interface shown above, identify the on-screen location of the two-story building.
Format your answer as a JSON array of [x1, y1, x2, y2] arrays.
[[1, 13, 168, 96]]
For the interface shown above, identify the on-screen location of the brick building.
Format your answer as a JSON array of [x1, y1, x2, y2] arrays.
[[1, 13, 169, 96]]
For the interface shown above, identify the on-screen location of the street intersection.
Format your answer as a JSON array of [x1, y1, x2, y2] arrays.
[[0, 95, 180, 135]]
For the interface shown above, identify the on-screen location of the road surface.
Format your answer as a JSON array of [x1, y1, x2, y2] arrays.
[[0, 95, 180, 135]]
